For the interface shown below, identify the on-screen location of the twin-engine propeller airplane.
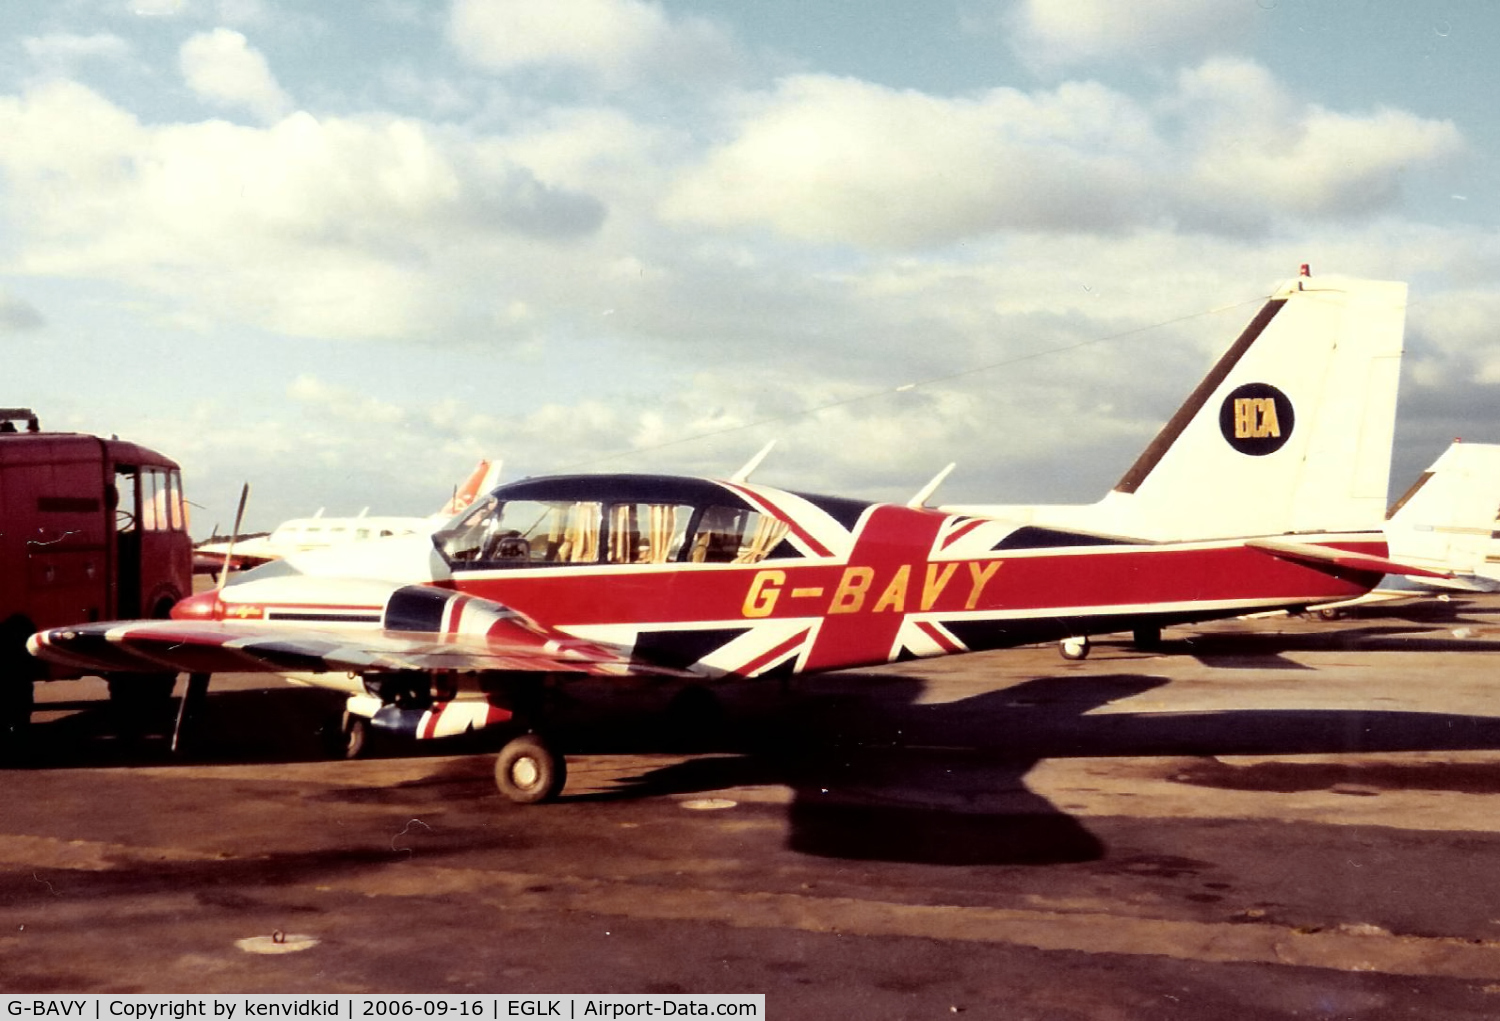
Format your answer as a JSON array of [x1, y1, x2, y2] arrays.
[[30, 271, 1437, 803]]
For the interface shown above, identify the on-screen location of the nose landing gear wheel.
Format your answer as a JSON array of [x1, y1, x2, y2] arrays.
[[494, 733, 567, 804]]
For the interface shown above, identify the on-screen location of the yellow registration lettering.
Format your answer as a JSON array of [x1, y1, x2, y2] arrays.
[[920, 563, 958, 611], [828, 566, 875, 614], [964, 561, 1002, 610], [872, 565, 911, 613], [743, 570, 786, 618]]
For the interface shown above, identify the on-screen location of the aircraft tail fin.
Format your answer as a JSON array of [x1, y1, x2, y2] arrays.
[[1383, 441, 1500, 576], [949, 271, 1408, 540], [435, 459, 504, 518]]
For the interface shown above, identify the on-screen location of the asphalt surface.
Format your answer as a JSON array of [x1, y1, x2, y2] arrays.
[[6, 596, 1500, 1019]]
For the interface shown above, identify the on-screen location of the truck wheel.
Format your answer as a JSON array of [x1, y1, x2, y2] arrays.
[[494, 733, 567, 804], [0, 619, 36, 752]]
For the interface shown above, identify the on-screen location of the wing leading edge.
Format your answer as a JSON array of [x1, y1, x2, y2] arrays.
[[27, 585, 699, 681]]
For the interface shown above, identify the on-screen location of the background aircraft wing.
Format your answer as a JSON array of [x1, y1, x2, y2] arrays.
[[29, 587, 699, 680]]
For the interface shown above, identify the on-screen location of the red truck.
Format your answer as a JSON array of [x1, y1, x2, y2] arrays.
[[0, 409, 192, 745]]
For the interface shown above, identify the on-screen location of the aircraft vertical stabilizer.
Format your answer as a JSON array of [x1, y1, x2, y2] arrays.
[[1384, 441, 1500, 578], [947, 272, 1408, 540]]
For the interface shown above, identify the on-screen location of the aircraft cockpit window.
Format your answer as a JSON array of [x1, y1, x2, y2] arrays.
[[689, 506, 791, 564], [437, 493, 793, 569], [438, 497, 604, 568]]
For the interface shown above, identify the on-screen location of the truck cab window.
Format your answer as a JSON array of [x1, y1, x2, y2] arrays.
[[113, 468, 138, 532]]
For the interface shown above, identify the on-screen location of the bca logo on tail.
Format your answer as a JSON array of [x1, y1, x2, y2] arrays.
[[1220, 383, 1294, 456]]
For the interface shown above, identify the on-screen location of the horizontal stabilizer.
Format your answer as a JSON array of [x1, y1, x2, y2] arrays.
[[1245, 537, 1453, 581]]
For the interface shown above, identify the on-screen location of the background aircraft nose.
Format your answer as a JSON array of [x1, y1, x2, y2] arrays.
[[171, 590, 222, 621]]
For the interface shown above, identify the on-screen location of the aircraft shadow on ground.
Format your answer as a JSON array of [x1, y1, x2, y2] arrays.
[[561, 667, 1500, 865], [1161, 624, 1500, 667], [14, 686, 349, 769], [18, 655, 1500, 867]]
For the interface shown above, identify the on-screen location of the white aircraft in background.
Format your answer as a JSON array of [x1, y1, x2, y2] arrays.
[[1307, 440, 1500, 618], [941, 269, 1410, 656], [194, 460, 502, 572]]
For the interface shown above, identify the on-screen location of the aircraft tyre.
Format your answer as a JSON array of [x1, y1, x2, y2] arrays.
[[494, 733, 567, 804], [1316, 607, 1343, 621], [327, 712, 371, 760], [1059, 636, 1090, 661]]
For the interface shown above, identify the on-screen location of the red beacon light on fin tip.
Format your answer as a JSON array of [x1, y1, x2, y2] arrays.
[[1299, 264, 1311, 277]]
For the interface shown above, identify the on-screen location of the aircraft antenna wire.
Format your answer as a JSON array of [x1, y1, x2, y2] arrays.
[[552, 292, 1272, 473]]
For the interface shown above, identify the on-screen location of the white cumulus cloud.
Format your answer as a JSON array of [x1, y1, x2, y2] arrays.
[[0, 81, 607, 342], [179, 28, 292, 122], [448, 0, 740, 89], [1006, 0, 1259, 70], [664, 75, 1156, 247], [663, 63, 1462, 249]]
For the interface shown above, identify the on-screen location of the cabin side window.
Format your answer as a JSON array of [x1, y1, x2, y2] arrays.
[[688, 506, 791, 564], [606, 503, 693, 564], [437, 492, 794, 570]]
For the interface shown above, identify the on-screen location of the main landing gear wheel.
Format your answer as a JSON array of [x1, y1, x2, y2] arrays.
[[327, 712, 370, 760], [494, 733, 567, 804], [1059, 636, 1090, 661]]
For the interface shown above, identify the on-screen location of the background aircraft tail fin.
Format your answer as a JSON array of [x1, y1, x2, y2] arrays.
[[1383, 441, 1500, 575], [436, 459, 504, 518]]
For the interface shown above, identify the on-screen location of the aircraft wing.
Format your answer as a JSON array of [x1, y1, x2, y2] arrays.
[[27, 586, 700, 681], [1244, 537, 1455, 580]]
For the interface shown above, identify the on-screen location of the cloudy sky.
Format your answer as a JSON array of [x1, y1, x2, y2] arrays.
[[2, 0, 1497, 533]]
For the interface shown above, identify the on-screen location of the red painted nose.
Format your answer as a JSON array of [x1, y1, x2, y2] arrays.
[[171, 589, 223, 621]]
